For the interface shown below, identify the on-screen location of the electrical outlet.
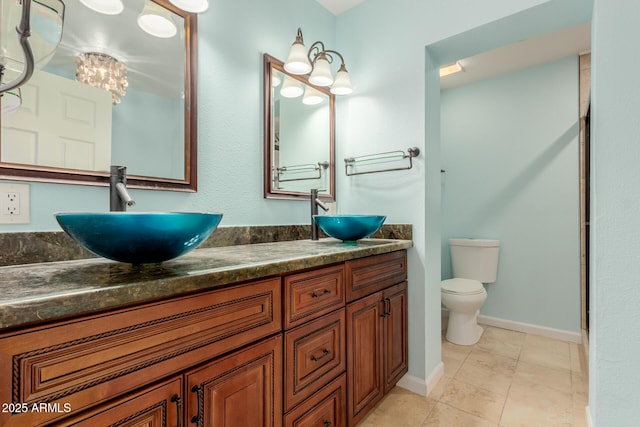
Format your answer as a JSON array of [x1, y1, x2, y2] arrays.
[[0, 183, 30, 224], [6, 193, 20, 215]]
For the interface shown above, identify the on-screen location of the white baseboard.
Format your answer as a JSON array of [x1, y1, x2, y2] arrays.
[[396, 361, 444, 398], [477, 314, 582, 343], [426, 361, 445, 397], [585, 406, 593, 427], [396, 373, 427, 396]]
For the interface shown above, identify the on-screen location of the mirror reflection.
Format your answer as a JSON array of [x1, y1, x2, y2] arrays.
[[0, 0, 196, 190], [263, 54, 335, 200]]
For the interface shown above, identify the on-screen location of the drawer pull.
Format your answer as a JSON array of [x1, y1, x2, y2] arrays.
[[190, 384, 203, 427], [324, 421, 332, 427], [310, 348, 331, 362], [380, 298, 391, 317], [171, 394, 183, 427], [311, 289, 331, 298]]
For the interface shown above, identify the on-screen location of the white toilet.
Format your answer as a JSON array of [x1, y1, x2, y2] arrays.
[[441, 238, 500, 345]]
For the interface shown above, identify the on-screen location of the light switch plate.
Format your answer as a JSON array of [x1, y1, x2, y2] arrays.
[[0, 183, 30, 224]]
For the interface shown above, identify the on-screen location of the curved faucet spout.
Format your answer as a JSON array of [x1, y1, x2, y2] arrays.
[[311, 189, 329, 240], [110, 165, 135, 211], [116, 182, 135, 207]]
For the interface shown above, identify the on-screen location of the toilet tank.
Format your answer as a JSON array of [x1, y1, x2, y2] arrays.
[[449, 238, 500, 283]]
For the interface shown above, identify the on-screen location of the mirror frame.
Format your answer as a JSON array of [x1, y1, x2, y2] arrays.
[[0, 0, 198, 192], [263, 53, 335, 201]]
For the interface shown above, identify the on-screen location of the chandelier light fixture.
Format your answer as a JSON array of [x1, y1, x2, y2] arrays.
[[76, 52, 128, 105], [284, 28, 353, 96]]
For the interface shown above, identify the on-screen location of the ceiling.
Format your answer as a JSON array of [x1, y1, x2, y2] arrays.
[[315, 1, 591, 90], [440, 22, 591, 89]]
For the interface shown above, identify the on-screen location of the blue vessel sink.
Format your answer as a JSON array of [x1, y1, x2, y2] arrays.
[[55, 212, 223, 264], [313, 215, 386, 242]]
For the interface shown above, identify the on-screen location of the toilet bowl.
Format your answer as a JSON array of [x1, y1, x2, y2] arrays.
[[441, 278, 487, 345], [442, 238, 500, 346]]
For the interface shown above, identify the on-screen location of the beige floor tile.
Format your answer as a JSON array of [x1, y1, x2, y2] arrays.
[[475, 326, 525, 360], [519, 334, 571, 371], [441, 340, 472, 377], [454, 348, 517, 395], [440, 378, 507, 423], [501, 377, 573, 427], [428, 374, 451, 401], [514, 359, 572, 393], [357, 387, 436, 427], [570, 342, 587, 374], [421, 402, 498, 427]]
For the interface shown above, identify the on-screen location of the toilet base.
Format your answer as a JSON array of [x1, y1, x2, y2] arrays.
[[445, 310, 484, 346]]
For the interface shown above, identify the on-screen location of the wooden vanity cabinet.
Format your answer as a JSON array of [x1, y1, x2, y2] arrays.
[[0, 248, 408, 427], [346, 251, 408, 427], [0, 277, 282, 427]]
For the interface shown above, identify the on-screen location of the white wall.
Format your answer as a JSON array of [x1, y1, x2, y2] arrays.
[[440, 57, 581, 334], [590, 0, 640, 424]]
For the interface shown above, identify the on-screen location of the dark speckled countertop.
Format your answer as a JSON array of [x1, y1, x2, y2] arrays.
[[0, 238, 412, 331]]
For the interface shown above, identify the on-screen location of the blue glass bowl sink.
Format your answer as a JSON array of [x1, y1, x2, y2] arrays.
[[313, 215, 386, 242], [55, 212, 223, 264]]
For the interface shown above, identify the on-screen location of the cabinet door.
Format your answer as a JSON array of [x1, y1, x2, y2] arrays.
[[186, 335, 282, 427], [58, 377, 182, 427], [346, 292, 383, 427], [382, 282, 408, 394]]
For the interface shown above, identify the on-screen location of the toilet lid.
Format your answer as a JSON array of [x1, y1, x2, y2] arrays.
[[441, 278, 485, 295]]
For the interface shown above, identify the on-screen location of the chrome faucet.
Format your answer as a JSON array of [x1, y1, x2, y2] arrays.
[[311, 188, 329, 240], [110, 165, 135, 212]]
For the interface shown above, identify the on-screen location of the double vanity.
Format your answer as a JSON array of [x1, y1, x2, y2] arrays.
[[0, 237, 411, 427]]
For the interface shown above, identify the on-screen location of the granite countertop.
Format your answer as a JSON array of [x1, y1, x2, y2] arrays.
[[0, 238, 412, 331]]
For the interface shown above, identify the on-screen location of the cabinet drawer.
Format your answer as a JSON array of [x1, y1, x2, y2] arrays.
[[346, 251, 407, 302], [284, 264, 345, 329], [284, 374, 346, 427], [284, 309, 346, 412], [57, 376, 182, 427], [0, 278, 281, 427]]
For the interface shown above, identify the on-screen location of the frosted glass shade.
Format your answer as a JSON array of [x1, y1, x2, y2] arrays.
[[330, 67, 353, 95], [302, 86, 323, 105], [308, 55, 333, 87], [272, 72, 282, 87], [138, 2, 177, 38], [79, 0, 123, 15], [284, 42, 312, 75], [280, 76, 303, 98], [169, 0, 208, 13], [1, 0, 65, 72]]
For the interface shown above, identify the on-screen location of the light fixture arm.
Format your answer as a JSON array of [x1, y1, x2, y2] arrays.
[[307, 42, 346, 69], [0, 0, 36, 95]]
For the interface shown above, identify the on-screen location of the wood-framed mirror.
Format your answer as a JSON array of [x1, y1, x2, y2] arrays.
[[0, 0, 198, 191], [263, 53, 335, 201]]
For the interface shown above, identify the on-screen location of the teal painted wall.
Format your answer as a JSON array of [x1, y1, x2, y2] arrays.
[[440, 57, 581, 333], [590, 0, 640, 423]]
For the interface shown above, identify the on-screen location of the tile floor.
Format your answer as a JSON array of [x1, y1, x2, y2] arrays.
[[358, 326, 589, 427]]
